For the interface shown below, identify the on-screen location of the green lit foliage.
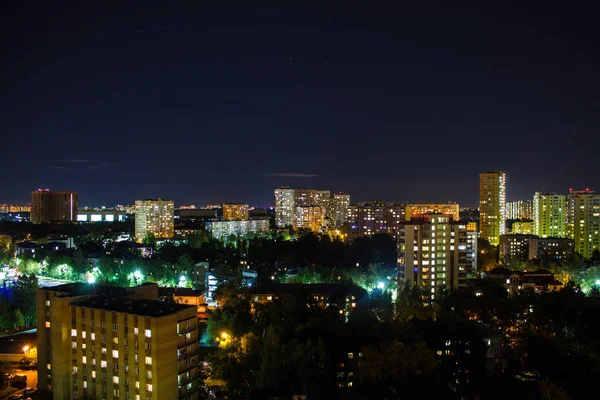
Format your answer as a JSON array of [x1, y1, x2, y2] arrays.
[[142, 232, 157, 247]]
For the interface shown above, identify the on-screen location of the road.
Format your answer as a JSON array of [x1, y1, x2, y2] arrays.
[[0, 369, 37, 399]]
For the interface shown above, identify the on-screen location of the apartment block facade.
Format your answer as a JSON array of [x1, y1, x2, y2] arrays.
[[134, 199, 175, 241], [37, 283, 199, 400]]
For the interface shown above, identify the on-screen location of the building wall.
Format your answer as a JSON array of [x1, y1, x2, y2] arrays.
[[222, 204, 249, 221], [294, 206, 324, 232], [134, 199, 174, 241], [512, 221, 534, 235], [346, 202, 404, 238], [398, 215, 467, 299], [274, 187, 295, 228], [533, 193, 566, 238], [479, 172, 506, 246], [31, 190, 78, 224], [506, 200, 533, 220], [567, 190, 600, 259], [329, 193, 350, 229], [499, 234, 537, 265], [207, 219, 270, 240], [37, 287, 198, 400]]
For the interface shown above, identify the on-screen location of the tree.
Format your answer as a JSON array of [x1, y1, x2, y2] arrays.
[[142, 232, 157, 247]]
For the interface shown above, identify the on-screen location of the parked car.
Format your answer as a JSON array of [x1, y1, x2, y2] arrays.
[[23, 387, 38, 397], [10, 374, 27, 389], [7, 394, 23, 400]]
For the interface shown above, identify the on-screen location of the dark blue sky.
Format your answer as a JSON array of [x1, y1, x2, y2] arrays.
[[2, 1, 599, 207]]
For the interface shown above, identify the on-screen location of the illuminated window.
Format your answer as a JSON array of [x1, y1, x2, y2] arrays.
[[112, 350, 119, 358], [147, 384, 153, 392], [71, 329, 77, 337], [145, 356, 152, 365], [45, 321, 50, 328], [145, 329, 151, 338], [113, 376, 119, 384], [101, 360, 107, 368], [92, 370, 96, 378]]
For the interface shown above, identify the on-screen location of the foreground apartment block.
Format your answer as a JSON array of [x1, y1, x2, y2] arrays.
[[398, 214, 468, 300], [37, 283, 199, 400]]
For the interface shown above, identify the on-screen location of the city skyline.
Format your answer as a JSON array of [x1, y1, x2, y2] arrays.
[[2, 3, 599, 207]]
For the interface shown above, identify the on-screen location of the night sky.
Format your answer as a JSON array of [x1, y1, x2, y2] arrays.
[[2, 2, 599, 207]]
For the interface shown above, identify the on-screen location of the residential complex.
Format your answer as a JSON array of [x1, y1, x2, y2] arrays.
[[37, 283, 199, 400], [206, 219, 270, 239], [134, 199, 175, 241], [404, 203, 460, 221], [346, 202, 404, 238], [533, 192, 566, 238], [479, 171, 506, 246], [567, 189, 600, 259], [398, 214, 468, 299], [274, 187, 349, 230], [499, 234, 575, 265], [222, 203, 249, 221], [506, 200, 533, 220], [31, 189, 78, 224]]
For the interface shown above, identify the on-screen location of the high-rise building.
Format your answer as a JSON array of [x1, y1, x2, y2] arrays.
[[567, 189, 600, 259], [506, 200, 533, 220], [328, 193, 350, 228], [31, 189, 78, 224], [398, 214, 468, 299], [222, 203, 249, 221], [479, 171, 506, 246], [404, 203, 460, 221], [134, 199, 174, 241], [294, 206, 324, 232], [274, 187, 295, 228], [466, 231, 478, 272], [37, 283, 199, 399], [533, 193, 566, 238]]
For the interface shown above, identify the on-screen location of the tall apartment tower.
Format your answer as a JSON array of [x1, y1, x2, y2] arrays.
[[329, 193, 350, 228], [533, 192, 566, 238], [274, 187, 295, 228], [398, 214, 468, 300], [222, 203, 249, 221], [479, 171, 506, 246], [134, 199, 175, 241], [567, 189, 600, 259], [36, 283, 199, 400], [31, 189, 78, 224]]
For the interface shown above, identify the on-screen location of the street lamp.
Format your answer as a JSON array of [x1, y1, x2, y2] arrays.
[[221, 332, 229, 340], [377, 281, 385, 290], [23, 345, 29, 356]]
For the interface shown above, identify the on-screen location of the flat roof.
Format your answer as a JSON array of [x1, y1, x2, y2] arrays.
[[71, 295, 194, 318]]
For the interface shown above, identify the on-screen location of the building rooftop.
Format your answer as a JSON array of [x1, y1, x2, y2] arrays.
[[40, 282, 156, 298], [159, 287, 205, 297], [71, 295, 194, 318]]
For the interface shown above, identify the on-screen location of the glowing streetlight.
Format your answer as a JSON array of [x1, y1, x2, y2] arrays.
[[23, 345, 29, 355], [221, 332, 229, 339], [595, 279, 600, 286], [377, 281, 385, 290], [88, 275, 96, 284], [134, 270, 142, 279]]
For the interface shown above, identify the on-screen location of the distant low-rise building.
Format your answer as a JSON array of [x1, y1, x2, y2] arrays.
[[511, 220, 534, 235], [483, 267, 563, 295], [404, 202, 460, 221], [77, 209, 129, 222], [206, 219, 270, 240], [222, 203, 249, 221], [241, 283, 367, 321], [500, 234, 575, 265]]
